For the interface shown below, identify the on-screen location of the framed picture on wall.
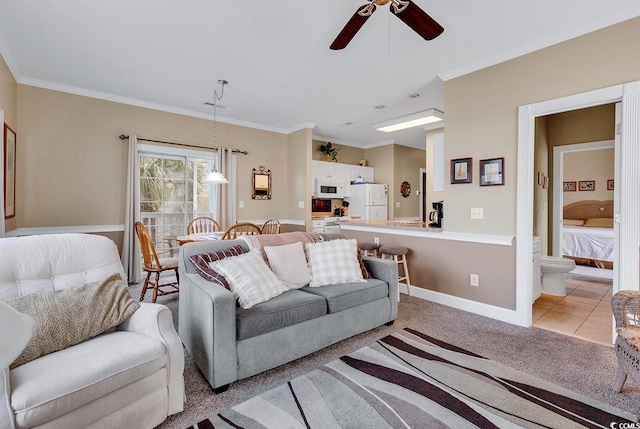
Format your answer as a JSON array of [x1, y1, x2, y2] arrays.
[[579, 180, 595, 191], [479, 157, 504, 186], [563, 181, 576, 192], [4, 123, 15, 219], [450, 157, 472, 184], [607, 179, 614, 190]]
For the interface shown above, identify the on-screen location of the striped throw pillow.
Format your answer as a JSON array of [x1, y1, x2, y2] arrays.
[[210, 250, 288, 309], [189, 244, 245, 289], [305, 238, 365, 287]]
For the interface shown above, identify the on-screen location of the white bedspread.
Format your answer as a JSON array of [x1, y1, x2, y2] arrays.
[[563, 225, 613, 262]]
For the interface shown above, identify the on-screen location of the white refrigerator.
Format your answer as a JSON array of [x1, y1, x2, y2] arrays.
[[348, 184, 388, 221]]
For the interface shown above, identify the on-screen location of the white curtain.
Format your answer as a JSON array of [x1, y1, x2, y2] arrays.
[[216, 148, 235, 229], [121, 135, 141, 283]]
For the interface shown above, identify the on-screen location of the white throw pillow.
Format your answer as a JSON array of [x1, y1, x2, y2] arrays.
[[210, 250, 288, 309], [305, 238, 365, 287], [264, 242, 311, 289]]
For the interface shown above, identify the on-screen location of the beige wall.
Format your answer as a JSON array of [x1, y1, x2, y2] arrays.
[[444, 16, 640, 236], [563, 149, 614, 205], [533, 117, 550, 253], [287, 128, 313, 230], [342, 229, 517, 309], [0, 55, 18, 231], [16, 85, 293, 233], [393, 145, 426, 219]]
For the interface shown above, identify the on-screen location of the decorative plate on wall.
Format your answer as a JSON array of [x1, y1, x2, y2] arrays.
[[400, 181, 411, 198]]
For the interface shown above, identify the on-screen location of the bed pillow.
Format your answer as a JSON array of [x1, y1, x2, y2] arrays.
[[264, 242, 311, 289], [190, 244, 245, 289], [210, 250, 288, 309], [583, 217, 614, 228], [563, 219, 585, 226], [4, 274, 138, 369], [305, 238, 365, 287]]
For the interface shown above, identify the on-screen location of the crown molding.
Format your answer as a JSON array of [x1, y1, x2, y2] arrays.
[[17, 77, 294, 135], [439, 5, 640, 82]]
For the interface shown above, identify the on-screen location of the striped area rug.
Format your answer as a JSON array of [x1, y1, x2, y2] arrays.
[[190, 328, 638, 428]]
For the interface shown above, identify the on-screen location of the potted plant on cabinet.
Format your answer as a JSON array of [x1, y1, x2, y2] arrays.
[[319, 142, 339, 162]]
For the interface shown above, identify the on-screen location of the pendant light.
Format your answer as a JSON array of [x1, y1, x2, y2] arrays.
[[204, 79, 230, 184]]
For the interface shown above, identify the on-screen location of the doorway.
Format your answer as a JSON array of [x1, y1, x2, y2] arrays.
[[516, 81, 640, 329]]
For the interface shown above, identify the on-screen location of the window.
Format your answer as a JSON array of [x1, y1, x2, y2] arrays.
[[138, 144, 235, 254]]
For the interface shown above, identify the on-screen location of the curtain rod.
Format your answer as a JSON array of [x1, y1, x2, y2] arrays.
[[118, 134, 248, 155]]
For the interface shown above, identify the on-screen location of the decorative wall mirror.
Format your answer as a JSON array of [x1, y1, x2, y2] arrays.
[[400, 181, 411, 198], [252, 166, 272, 200]]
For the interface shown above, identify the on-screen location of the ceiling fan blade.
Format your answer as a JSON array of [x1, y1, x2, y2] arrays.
[[393, 1, 443, 41], [330, 3, 377, 50]]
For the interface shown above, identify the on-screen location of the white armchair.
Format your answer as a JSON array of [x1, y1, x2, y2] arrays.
[[0, 234, 184, 429]]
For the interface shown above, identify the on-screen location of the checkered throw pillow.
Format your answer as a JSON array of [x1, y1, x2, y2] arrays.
[[189, 244, 245, 289], [305, 238, 365, 287], [210, 250, 288, 309]]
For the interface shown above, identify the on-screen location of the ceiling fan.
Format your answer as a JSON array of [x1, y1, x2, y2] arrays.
[[330, 0, 443, 50]]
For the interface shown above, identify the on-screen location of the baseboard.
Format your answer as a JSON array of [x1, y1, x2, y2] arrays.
[[402, 283, 523, 326]]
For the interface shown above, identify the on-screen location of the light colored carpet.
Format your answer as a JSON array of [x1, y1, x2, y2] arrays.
[[127, 282, 640, 429], [192, 328, 637, 428]]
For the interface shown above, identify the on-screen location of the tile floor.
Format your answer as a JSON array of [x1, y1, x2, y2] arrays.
[[533, 278, 613, 346]]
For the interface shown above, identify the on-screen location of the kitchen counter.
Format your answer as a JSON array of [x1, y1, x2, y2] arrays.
[[338, 219, 443, 232]]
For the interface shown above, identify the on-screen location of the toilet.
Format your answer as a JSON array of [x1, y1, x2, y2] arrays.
[[539, 256, 576, 296]]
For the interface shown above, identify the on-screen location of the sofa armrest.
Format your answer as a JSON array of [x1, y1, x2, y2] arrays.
[[117, 303, 185, 415], [1, 369, 15, 429], [364, 257, 399, 321], [178, 272, 238, 390]]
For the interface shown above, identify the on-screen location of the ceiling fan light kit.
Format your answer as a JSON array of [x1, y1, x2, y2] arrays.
[[373, 108, 444, 132], [330, 0, 444, 50]]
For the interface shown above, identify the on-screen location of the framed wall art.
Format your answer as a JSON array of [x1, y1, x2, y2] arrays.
[[607, 179, 614, 191], [450, 157, 472, 184], [479, 157, 504, 186], [579, 180, 595, 191], [563, 181, 576, 192], [4, 124, 15, 219]]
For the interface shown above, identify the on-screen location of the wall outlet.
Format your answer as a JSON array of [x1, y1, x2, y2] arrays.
[[470, 208, 483, 219], [298, 200, 304, 208], [374, 237, 379, 245], [395, 202, 400, 208], [239, 200, 244, 209], [470, 274, 479, 287]]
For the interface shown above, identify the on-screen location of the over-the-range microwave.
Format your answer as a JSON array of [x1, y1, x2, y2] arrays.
[[315, 179, 344, 198]]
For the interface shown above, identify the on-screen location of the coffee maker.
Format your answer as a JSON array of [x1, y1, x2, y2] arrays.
[[428, 201, 444, 228]]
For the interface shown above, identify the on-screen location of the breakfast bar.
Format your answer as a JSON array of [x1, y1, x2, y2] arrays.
[[337, 219, 517, 313]]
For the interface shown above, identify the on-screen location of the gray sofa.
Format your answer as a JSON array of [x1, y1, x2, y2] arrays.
[[178, 236, 398, 392]]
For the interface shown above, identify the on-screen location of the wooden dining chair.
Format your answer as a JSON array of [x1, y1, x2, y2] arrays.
[[134, 221, 180, 303], [221, 222, 262, 240], [187, 216, 222, 234], [261, 218, 281, 234]]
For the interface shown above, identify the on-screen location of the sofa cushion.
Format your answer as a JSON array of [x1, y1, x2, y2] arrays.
[[264, 241, 311, 289], [305, 239, 364, 287], [236, 289, 327, 340], [5, 273, 139, 369], [301, 278, 388, 313], [189, 244, 245, 290], [10, 331, 166, 428], [211, 250, 288, 309]]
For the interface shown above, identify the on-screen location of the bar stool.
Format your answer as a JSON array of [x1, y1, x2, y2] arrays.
[[358, 242, 380, 258], [379, 246, 411, 297]]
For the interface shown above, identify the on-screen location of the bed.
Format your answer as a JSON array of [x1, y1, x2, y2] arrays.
[[562, 200, 614, 269]]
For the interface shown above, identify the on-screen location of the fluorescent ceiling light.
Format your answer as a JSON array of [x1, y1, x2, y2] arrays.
[[373, 108, 444, 132]]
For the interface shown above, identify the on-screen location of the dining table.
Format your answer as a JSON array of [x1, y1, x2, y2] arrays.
[[175, 231, 224, 245]]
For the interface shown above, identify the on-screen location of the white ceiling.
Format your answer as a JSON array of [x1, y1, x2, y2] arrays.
[[1, 0, 639, 149]]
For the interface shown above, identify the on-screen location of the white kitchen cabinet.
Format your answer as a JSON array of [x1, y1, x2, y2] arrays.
[[312, 161, 374, 198]]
